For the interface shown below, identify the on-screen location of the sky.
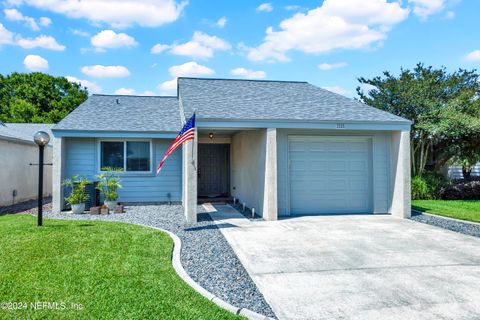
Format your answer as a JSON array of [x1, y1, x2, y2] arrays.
[[0, 0, 479, 98]]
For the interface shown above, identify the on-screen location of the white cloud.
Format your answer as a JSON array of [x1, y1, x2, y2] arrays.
[[158, 78, 178, 93], [257, 3, 273, 12], [114, 88, 156, 95], [16, 35, 65, 50], [246, 0, 410, 62], [66, 76, 102, 93], [318, 62, 348, 70], [39, 17, 52, 26], [0, 23, 63, 50], [465, 50, 480, 62], [23, 54, 48, 71], [159, 61, 215, 95], [11, 0, 187, 28], [445, 10, 455, 19], [169, 61, 215, 77], [170, 41, 213, 58], [163, 31, 231, 59], [408, 0, 448, 20], [230, 67, 266, 79], [216, 16, 227, 28], [0, 23, 14, 45], [322, 86, 350, 96], [150, 43, 170, 54], [72, 29, 90, 37], [91, 30, 137, 50], [358, 83, 378, 94], [4, 8, 39, 30], [114, 88, 136, 95], [4, 8, 52, 29], [81, 65, 130, 78], [284, 5, 300, 11]]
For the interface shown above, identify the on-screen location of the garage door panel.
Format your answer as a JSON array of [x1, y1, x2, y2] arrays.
[[289, 136, 372, 215], [350, 160, 368, 171], [329, 161, 347, 171]]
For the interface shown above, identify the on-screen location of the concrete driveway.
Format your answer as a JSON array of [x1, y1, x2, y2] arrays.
[[206, 205, 480, 320]]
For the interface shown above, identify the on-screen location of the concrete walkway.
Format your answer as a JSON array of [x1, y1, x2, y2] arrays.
[[205, 204, 480, 320]]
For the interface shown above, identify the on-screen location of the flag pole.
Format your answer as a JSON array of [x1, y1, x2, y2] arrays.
[[191, 110, 196, 166]]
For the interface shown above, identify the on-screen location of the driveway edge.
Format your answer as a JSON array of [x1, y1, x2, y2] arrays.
[[412, 209, 480, 226], [136, 223, 273, 320]]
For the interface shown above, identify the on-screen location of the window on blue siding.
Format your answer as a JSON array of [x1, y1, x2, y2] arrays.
[[101, 141, 124, 170], [100, 141, 151, 172], [127, 141, 150, 171]]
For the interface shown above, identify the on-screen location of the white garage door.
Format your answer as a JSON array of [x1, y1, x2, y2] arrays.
[[289, 136, 372, 215]]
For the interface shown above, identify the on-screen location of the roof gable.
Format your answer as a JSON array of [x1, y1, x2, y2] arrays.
[[53, 95, 182, 132], [178, 77, 410, 124], [0, 123, 54, 144]]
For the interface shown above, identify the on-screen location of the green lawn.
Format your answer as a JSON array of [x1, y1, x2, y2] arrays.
[[412, 200, 480, 223], [0, 214, 242, 320]]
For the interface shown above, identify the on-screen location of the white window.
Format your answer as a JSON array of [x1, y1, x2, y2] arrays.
[[100, 140, 151, 172]]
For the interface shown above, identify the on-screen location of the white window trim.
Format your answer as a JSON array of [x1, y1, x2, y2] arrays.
[[97, 139, 153, 175]]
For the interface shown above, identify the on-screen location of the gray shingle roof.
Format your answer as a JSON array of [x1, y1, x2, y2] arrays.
[[53, 95, 182, 132], [178, 77, 411, 123], [0, 123, 54, 144]]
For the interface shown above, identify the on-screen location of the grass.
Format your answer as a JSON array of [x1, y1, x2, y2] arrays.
[[0, 214, 242, 320], [412, 200, 480, 223]]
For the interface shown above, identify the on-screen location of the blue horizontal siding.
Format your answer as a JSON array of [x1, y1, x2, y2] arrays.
[[65, 137, 182, 202]]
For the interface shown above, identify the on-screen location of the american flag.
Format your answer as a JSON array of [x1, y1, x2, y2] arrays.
[[156, 113, 195, 174]]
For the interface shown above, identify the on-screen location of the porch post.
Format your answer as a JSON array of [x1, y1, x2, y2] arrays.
[[391, 130, 411, 218], [52, 136, 65, 214], [183, 127, 198, 223], [263, 128, 278, 221]]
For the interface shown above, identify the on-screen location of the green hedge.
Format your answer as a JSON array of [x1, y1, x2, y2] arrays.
[[412, 172, 448, 200]]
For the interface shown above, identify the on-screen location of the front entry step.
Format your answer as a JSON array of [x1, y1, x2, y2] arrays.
[[197, 197, 233, 204]]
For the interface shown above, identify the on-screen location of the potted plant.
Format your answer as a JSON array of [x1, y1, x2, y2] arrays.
[[62, 176, 91, 214], [96, 167, 122, 210]]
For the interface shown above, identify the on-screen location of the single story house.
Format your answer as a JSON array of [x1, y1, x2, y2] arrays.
[[0, 121, 53, 206], [51, 77, 412, 222]]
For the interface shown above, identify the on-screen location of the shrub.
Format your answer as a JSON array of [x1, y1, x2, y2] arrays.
[[440, 180, 480, 200], [422, 172, 448, 198], [411, 172, 448, 200], [412, 176, 431, 200]]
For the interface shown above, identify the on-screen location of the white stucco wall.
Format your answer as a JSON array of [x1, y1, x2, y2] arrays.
[[230, 129, 268, 217], [390, 130, 411, 218], [0, 139, 52, 206]]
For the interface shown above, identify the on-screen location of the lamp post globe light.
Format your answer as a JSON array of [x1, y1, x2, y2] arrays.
[[33, 131, 50, 227], [34, 131, 50, 147]]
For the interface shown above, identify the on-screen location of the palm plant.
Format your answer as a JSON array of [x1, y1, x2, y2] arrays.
[[96, 168, 122, 202], [62, 176, 90, 205]]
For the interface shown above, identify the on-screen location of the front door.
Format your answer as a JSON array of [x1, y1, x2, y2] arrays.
[[198, 144, 230, 197]]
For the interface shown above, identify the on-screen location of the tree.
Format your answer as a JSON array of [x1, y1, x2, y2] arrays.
[[0, 72, 88, 123], [357, 63, 480, 176]]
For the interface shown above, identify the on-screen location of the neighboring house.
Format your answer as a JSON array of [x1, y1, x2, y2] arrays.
[[0, 121, 53, 206], [447, 163, 480, 180], [51, 77, 412, 222]]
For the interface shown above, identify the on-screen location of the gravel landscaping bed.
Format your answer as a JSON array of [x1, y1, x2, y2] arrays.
[[44, 204, 276, 318], [411, 211, 480, 238]]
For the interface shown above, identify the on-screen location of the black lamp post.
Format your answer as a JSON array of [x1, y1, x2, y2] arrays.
[[33, 131, 50, 227]]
